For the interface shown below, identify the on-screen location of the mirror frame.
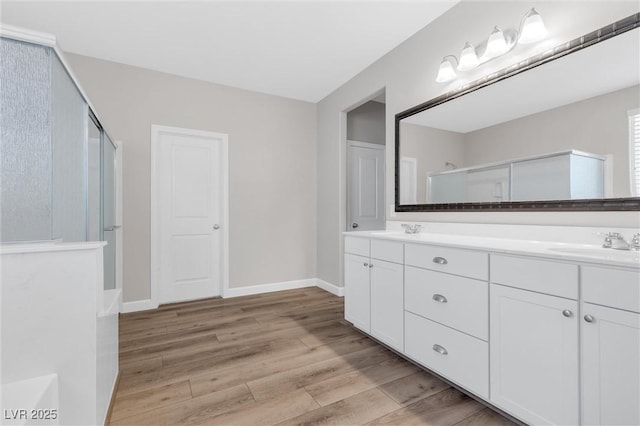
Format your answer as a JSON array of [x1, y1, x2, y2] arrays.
[[395, 13, 640, 212]]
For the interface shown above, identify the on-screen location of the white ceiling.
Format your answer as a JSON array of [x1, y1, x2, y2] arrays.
[[1, 1, 457, 102]]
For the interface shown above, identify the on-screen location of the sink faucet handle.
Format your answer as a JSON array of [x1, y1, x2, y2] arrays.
[[597, 231, 622, 239], [632, 233, 640, 251], [400, 223, 421, 234], [596, 231, 621, 237], [596, 231, 615, 248]]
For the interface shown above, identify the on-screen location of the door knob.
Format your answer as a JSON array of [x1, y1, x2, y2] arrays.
[[562, 309, 573, 318], [213, 224, 220, 230], [352, 223, 359, 229], [584, 314, 595, 323]]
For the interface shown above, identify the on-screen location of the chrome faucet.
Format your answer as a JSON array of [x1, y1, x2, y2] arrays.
[[631, 233, 640, 251], [401, 224, 422, 234], [598, 232, 632, 250]]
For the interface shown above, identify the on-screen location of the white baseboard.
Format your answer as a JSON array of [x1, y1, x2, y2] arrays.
[[121, 278, 344, 312], [223, 278, 317, 298], [315, 279, 344, 297], [121, 299, 158, 313]]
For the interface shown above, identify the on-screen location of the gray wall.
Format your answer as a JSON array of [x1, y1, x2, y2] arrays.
[[400, 123, 465, 204], [66, 54, 317, 302], [316, 1, 640, 287], [347, 101, 385, 144]]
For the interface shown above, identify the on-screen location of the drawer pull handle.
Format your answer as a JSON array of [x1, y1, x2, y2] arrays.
[[584, 314, 595, 323], [562, 309, 573, 318], [363, 262, 369, 267], [432, 257, 448, 265], [369, 264, 374, 268], [432, 294, 448, 303], [432, 344, 448, 355]]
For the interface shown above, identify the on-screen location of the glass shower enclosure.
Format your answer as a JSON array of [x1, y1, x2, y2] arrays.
[[1, 36, 119, 291], [88, 112, 118, 291]]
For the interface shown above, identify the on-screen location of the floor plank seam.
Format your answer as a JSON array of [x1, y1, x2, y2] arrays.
[[188, 380, 194, 398]]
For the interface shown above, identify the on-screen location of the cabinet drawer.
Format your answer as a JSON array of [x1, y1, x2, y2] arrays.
[[371, 239, 403, 264], [491, 254, 578, 299], [405, 244, 488, 280], [405, 266, 488, 340], [405, 311, 488, 399], [582, 266, 640, 313], [344, 236, 370, 257]]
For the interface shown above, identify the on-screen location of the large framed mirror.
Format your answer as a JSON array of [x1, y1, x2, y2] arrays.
[[395, 14, 640, 212]]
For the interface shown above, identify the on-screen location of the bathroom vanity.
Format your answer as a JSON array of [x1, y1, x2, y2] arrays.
[[378, 15, 640, 424], [344, 228, 639, 426]]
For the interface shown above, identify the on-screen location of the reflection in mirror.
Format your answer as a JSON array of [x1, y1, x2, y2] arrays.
[[398, 24, 640, 207]]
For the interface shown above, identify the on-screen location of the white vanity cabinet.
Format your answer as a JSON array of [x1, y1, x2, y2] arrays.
[[404, 243, 489, 398], [581, 266, 640, 426], [490, 255, 580, 425], [343, 233, 640, 426], [344, 236, 404, 351], [490, 284, 579, 425], [344, 251, 371, 333]]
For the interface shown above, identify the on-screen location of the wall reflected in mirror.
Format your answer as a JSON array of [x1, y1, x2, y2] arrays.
[[398, 26, 639, 206]]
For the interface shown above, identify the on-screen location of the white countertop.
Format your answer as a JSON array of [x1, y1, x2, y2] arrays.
[[344, 230, 640, 269], [0, 240, 107, 254]]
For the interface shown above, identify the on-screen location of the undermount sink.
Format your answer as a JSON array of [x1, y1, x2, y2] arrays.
[[548, 246, 640, 262]]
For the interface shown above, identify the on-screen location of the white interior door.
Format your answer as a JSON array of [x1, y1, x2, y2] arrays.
[[399, 156, 417, 204], [347, 141, 385, 231], [153, 126, 226, 304]]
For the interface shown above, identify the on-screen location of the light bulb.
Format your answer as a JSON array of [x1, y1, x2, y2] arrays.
[[519, 8, 547, 44], [485, 26, 509, 58], [435, 57, 456, 83], [457, 42, 479, 71]]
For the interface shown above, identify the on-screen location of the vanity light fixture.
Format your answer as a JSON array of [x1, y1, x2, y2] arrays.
[[435, 8, 548, 83], [519, 8, 548, 44], [435, 56, 458, 83], [458, 42, 480, 71], [484, 26, 510, 59]]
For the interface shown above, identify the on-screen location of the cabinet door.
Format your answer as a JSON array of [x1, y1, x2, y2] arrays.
[[370, 259, 404, 351], [582, 303, 639, 425], [490, 284, 579, 425], [344, 253, 370, 333]]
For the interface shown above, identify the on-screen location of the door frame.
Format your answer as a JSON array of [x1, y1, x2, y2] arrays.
[[150, 125, 229, 306], [346, 140, 386, 232]]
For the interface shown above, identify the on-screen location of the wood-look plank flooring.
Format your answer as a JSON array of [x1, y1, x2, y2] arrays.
[[111, 287, 516, 425]]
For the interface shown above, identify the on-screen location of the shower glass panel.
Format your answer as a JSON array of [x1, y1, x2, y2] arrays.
[[103, 135, 116, 231], [51, 53, 88, 241], [0, 39, 52, 241], [103, 134, 116, 290], [87, 117, 101, 242]]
